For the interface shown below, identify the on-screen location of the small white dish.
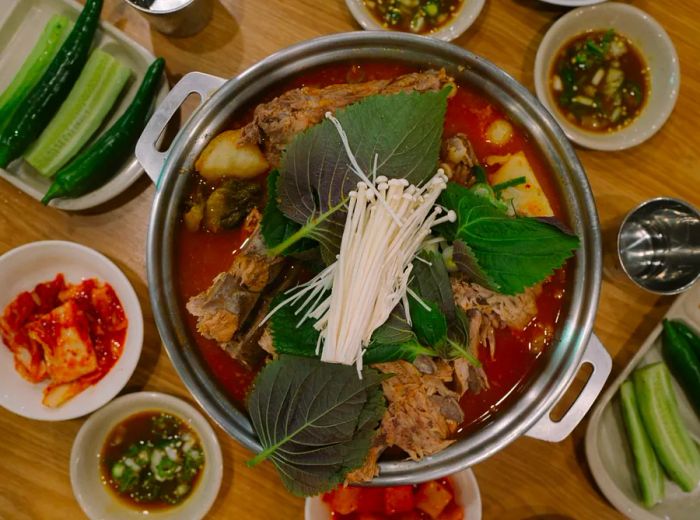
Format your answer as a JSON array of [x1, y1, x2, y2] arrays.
[[71, 392, 223, 520], [344, 0, 485, 42], [585, 282, 700, 519], [534, 2, 680, 151], [0, 0, 169, 210], [0, 240, 143, 420], [538, 0, 606, 6], [304, 468, 482, 520]]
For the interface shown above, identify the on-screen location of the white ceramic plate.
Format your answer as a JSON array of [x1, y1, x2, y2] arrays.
[[304, 468, 482, 520], [71, 392, 223, 520], [539, 0, 606, 6], [534, 2, 680, 151], [345, 0, 485, 42], [0, 240, 143, 420], [0, 0, 169, 210], [585, 282, 700, 519]]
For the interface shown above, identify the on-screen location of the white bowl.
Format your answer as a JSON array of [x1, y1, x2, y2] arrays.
[[534, 2, 680, 151], [0, 240, 143, 420], [345, 0, 485, 42], [70, 392, 223, 520], [304, 468, 481, 520], [538, 0, 606, 6]]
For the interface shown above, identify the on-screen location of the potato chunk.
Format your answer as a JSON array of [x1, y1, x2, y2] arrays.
[[195, 129, 269, 182]]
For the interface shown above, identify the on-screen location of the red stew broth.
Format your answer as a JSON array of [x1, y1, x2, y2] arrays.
[[175, 61, 569, 428], [176, 224, 256, 404]]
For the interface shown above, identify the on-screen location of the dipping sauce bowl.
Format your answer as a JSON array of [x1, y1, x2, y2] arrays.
[[618, 197, 700, 294]]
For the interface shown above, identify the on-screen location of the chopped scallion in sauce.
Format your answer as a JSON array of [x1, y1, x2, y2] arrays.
[[100, 411, 205, 511], [362, 0, 464, 35], [550, 29, 649, 132]]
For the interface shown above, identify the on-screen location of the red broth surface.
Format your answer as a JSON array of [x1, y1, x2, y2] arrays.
[[175, 61, 568, 427]]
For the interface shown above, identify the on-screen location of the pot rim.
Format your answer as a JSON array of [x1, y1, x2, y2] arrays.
[[147, 31, 601, 485]]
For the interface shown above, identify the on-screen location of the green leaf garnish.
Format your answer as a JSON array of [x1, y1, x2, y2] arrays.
[[411, 250, 457, 321], [369, 306, 417, 346], [247, 356, 386, 496], [261, 170, 317, 255], [363, 339, 434, 365], [407, 250, 478, 362], [439, 181, 580, 295], [452, 239, 498, 289], [409, 294, 448, 348], [446, 307, 481, 368], [269, 291, 322, 358], [275, 88, 449, 261], [270, 294, 435, 364]]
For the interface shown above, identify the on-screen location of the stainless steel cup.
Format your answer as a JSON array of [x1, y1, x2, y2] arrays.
[[124, 0, 213, 37], [618, 197, 700, 294]]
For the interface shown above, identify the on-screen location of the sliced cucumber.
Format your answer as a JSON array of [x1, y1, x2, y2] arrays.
[[633, 362, 700, 492], [0, 15, 72, 135], [620, 380, 665, 507], [24, 49, 131, 177]]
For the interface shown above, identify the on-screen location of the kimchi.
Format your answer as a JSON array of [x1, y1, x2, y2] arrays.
[[1, 274, 127, 407]]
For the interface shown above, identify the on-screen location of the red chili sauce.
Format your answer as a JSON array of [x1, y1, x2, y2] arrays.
[[175, 61, 568, 428]]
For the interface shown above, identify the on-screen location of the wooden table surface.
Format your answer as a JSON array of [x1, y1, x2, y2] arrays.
[[1, 0, 699, 518]]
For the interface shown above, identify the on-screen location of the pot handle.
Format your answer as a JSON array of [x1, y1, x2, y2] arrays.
[[525, 334, 612, 442], [136, 72, 226, 185]]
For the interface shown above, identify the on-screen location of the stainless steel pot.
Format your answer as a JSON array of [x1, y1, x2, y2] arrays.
[[137, 32, 611, 485]]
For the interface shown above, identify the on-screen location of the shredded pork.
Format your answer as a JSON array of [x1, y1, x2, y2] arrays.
[[451, 277, 541, 357], [375, 360, 462, 459]]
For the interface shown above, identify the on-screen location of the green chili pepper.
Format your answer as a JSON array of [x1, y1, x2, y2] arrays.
[[670, 319, 700, 360], [662, 319, 700, 415], [41, 57, 165, 204]]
